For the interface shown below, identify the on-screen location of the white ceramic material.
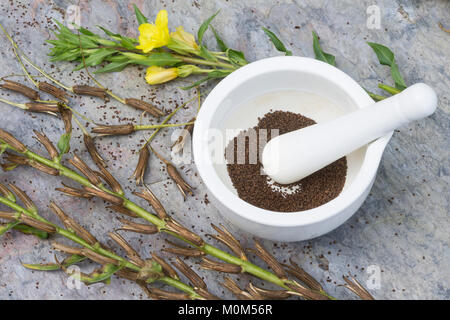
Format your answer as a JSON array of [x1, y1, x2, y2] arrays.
[[192, 56, 430, 242], [262, 83, 437, 184]]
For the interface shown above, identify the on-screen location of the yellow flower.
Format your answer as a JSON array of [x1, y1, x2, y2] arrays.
[[170, 26, 199, 50], [145, 66, 178, 85], [136, 10, 170, 53]]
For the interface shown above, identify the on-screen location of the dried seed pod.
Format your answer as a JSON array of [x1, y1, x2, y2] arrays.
[[52, 242, 83, 255], [81, 248, 119, 265], [0, 183, 15, 201], [3, 152, 28, 165], [7, 183, 36, 212], [38, 82, 69, 103], [200, 257, 242, 274], [72, 85, 107, 98], [0, 80, 39, 100], [57, 103, 72, 134], [131, 146, 150, 185], [282, 258, 323, 292], [195, 287, 220, 300], [125, 98, 164, 118], [163, 239, 206, 257], [83, 186, 123, 206], [151, 147, 193, 199], [20, 216, 56, 233], [145, 287, 191, 300], [25, 102, 59, 115], [223, 277, 254, 300], [106, 205, 139, 218], [91, 124, 135, 136], [68, 154, 102, 185], [210, 223, 246, 261], [116, 269, 139, 281], [172, 257, 207, 290], [164, 219, 204, 247], [33, 130, 58, 159], [244, 283, 265, 300], [171, 118, 195, 153], [109, 232, 144, 267], [286, 281, 329, 300], [28, 160, 59, 176], [246, 283, 290, 300], [95, 165, 123, 194], [341, 275, 374, 300], [134, 187, 167, 219], [0, 129, 27, 152], [248, 238, 287, 280], [151, 253, 179, 280], [83, 134, 106, 168], [117, 217, 158, 234], [56, 183, 93, 199], [49, 201, 98, 245], [0, 211, 15, 221]]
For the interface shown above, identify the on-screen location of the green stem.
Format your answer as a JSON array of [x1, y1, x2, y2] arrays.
[[173, 54, 235, 70], [2, 142, 334, 299], [0, 97, 27, 110], [135, 122, 194, 131], [378, 83, 402, 95]]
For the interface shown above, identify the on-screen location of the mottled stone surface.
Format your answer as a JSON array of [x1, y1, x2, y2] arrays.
[[0, 0, 448, 300]]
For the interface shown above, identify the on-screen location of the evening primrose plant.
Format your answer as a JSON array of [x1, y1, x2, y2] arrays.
[[47, 5, 290, 88]]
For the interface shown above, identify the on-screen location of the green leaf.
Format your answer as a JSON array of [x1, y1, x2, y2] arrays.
[[57, 133, 71, 155], [367, 42, 406, 90], [211, 26, 228, 51], [198, 45, 218, 62], [262, 27, 292, 56], [198, 10, 220, 44], [226, 48, 248, 66], [0, 221, 20, 236], [312, 31, 336, 66], [121, 52, 182, 66], [23, 255, 86, 271], [13, 224, 49, 239], [94, 60, 131, 73], [181, 70, 231, 90], [73, 48, 115, 71], [133, 4, 148, 25]]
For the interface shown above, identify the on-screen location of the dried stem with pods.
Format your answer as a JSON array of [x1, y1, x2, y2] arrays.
[[0, 183, 218, 300], [0, 129, 373, 300]]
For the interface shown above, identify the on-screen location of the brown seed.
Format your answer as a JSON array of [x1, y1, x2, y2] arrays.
[[56, 183, 93, 199], [117, 217, 158, 234], [172, 257, 207, 289], [106, 205, 139, 218], [72, 85, 107, 98], [249, 238, 287, 280], [125, 98, 164, 118], [200, 257, 242, 274], [164, 219, 204, 247], [49, 201, 98, 245], [33, 130, 58, 159], [83, 186, 123, 206], [151, 253, 179, 280], [7, 183, 36, 212], [210, 223, 246, 261], [52, 242, 83, 255], [134, 186, 167, 219], [341, 275, 374, 300], [223, 277, 254, 300], [0, 80, 39, 100], [131, 146, 150, 185], [38, 82, 69, 103], [57, 103, 72, 134], [92, 124, 135, 136], [109, 232, 144, 267], [95, 166, 123, 194], [83, 134, 106, 168], [25, 102, 59, 114], [68, 154, 102, 185], [0, 129, 27, 152], [163, 239, 206, 257]]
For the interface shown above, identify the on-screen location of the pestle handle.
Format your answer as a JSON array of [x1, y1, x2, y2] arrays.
[[262, 83, 438, 184]]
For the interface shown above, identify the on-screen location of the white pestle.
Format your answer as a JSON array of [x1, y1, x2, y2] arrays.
[[262, 83, 438, 185]]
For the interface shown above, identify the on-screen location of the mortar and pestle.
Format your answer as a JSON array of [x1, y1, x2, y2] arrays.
[[193, 57, 437, 242]]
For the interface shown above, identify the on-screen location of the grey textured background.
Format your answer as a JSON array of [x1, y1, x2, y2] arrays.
[[0, 0, 449, 300]]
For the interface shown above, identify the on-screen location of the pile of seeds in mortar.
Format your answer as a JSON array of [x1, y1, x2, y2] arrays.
[[225, 111, 347, 212]]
